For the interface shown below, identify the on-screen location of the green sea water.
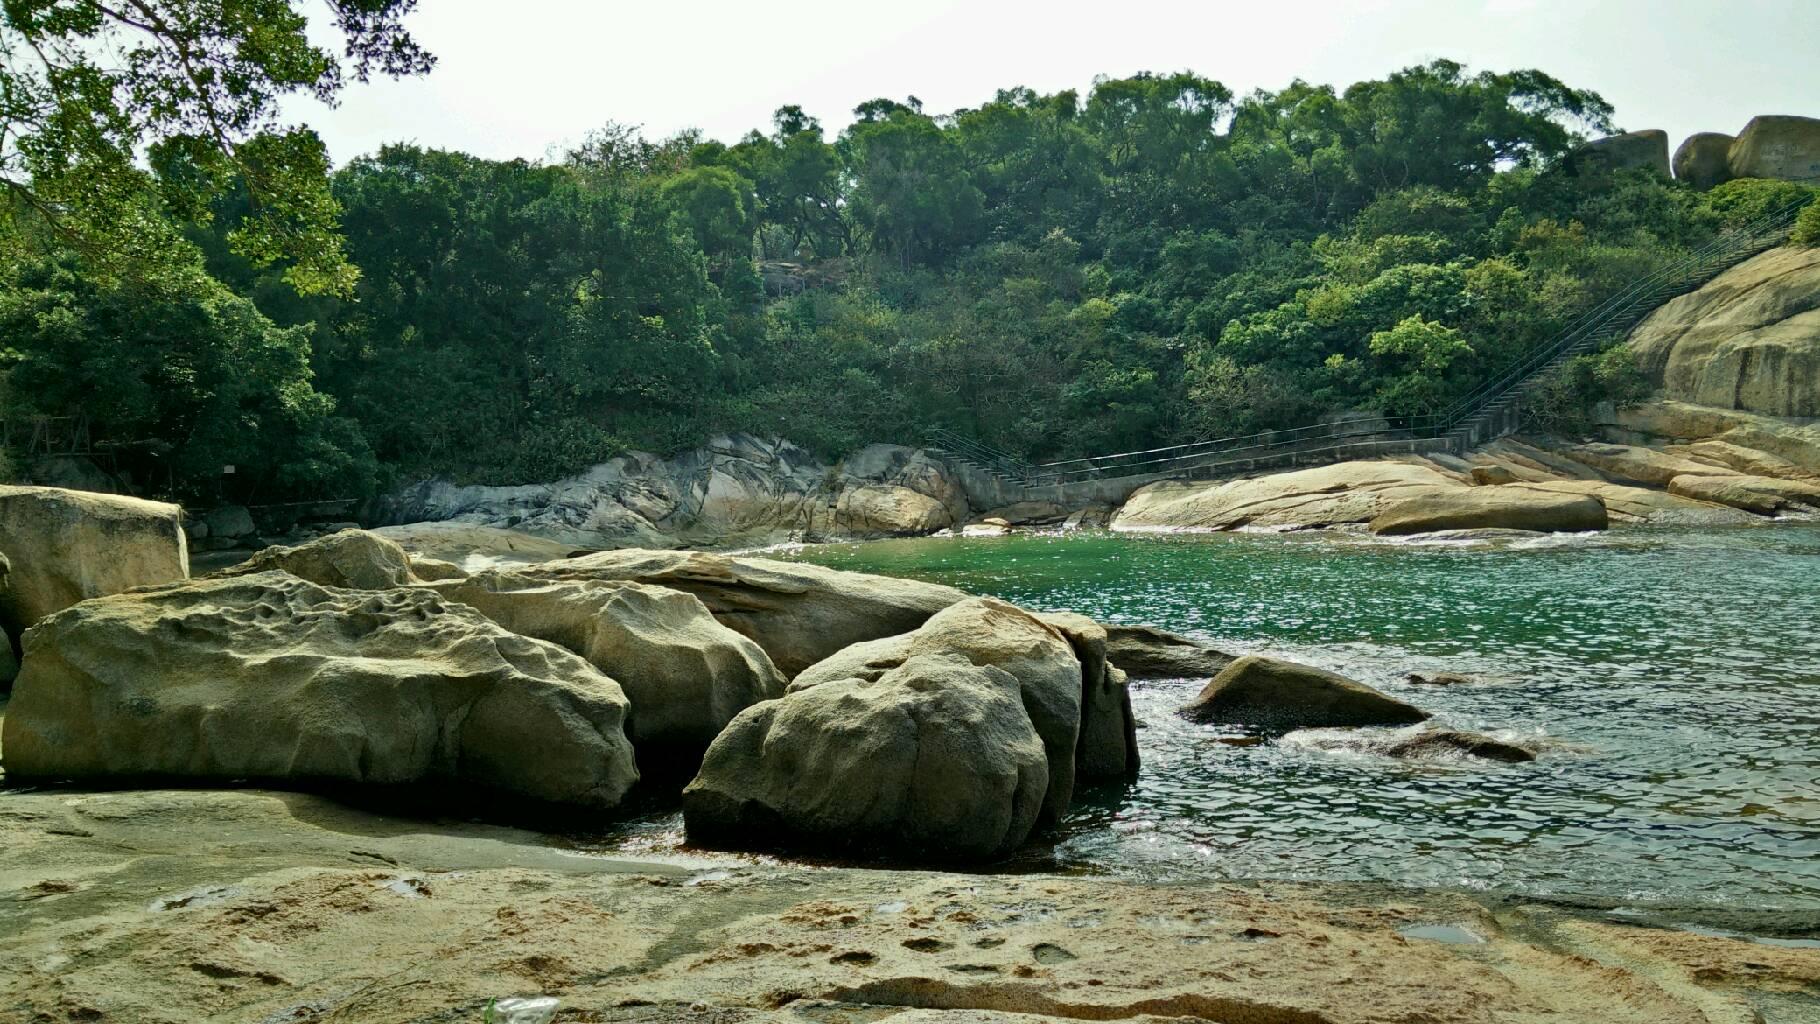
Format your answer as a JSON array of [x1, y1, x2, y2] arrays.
[[761, 524, 1820, 912]]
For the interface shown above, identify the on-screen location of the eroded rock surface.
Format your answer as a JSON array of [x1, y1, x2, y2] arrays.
[[211, 528, 417, 590], [2, 572, 638, 810], [423, 571, 784, 762]]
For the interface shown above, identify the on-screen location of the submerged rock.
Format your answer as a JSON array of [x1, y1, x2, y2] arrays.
[[1286, 725, 1539, 764], [0, 485, 189, 649], [513, 549, 970, 678], [1181, 655, 1429, 733], [683, 598, 1084, 860], [1, 572, 638, 810], [424, 571, 784, 764], [212, 528, 417, 590], [1102, 623, 1236, 679], [1368, 488, 1608, 536]]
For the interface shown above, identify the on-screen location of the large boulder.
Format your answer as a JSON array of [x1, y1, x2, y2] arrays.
[[1571, 130, 1670, 178], [1, 572, 638, 810], [0, 552, 14, 686], [0, 486, 188, 649], [1673, 132, 1736, 189], [1181, 655, 1429, 734], [783, 598, 1087, 819], [213, 529, 416, 590], [1112, 461, 1459, 532], [833, 484, 953, 536], [1035, 611, 1139, 780], [1368, 488, 1608, 536], [1667, 473, 1820, 515], [423, 571, 784, 764], [1727, 115, 1820, 182], [682, 599, 1089, 860], [1548, 442, 1737, 487], [513, 549, 971, 677], [1102, 623, 1235, 680], [1627, 247, 1820, 418], [372, 523, 577, 568]]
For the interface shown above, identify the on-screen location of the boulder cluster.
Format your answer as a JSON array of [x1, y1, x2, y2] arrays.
[[1573, 114, 1820, 188]]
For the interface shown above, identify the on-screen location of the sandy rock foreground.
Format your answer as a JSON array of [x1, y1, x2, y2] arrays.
[[0, 786, 1813, 1024]]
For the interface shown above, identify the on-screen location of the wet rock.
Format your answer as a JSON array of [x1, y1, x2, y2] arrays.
[[0, 485, 189, 650], [516, 549, 970, 678], [211, 529, 418, 590], [1384, 729, 1538, 763], [1181, 655, 1429, 733], [682, 599, 1074, 860], [1103, 623, 1236, 680], [423, 571, 784, 763], [1368, 488, 1608, 536], [1406, 672, 1479, 687], [2, 572, 638, 810]]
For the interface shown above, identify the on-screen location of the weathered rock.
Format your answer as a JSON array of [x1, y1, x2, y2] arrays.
[[202, 505, 256, 540], [1509, 477, 1756, 526], [1628, 247, 1820, 418], [211, 528, 416, 590], [381, 434, 971, 551], [1368, 488, 1608, 535], [1062, 504, 1114, 530], [1103, 623, 1236, 679], [1572, 130, 1670, 177], [1, 572, 638, 809], [961, 519, 1012, 536], [682, 599, 1078, 860], [423, 572, 784, 762], [1469, 465, 1519, 486], [979, 501, 1071, 526], [407, 555, 469, 582], [1037, 611, 1139, 780], [778, 598, 1101, 819], [1181, 655, 1429, 734], [373, 522, 576, 567], [1667, 473, 1820, 515], [512, 549, 970, 678], [1727, 115, 1820, 182], [0, 486, 189, 649], [1673, 132, 1736, 189], [1113, 461, 1458, 532], [1662, 439, 1817, 480], [1611, 402, 1820, 475], [833, 484, 952, 536], [1549, 442, 1737, 487]]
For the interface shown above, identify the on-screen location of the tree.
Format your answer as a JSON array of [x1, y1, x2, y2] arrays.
[[0, 0, 433, 293], [659, 165, 756, 270]]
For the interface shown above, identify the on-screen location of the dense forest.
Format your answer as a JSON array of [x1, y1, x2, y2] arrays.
[[3, 9, 1818, 503]]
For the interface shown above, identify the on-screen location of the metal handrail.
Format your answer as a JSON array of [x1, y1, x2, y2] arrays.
[[927, 189, 1813, 488]]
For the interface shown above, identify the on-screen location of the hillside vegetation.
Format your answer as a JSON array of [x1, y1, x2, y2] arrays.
[[3, 58, 1815, 502]]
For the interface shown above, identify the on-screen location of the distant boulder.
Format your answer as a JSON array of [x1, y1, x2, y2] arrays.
[[1571, 130, 1670, 178], [1673, 132, 1736, 189], [1368, 488, 1608, 536], [1728, 115, 1820, 183]]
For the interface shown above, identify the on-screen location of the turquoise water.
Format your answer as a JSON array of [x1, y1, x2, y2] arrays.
[[766, 525, 1820, 912]]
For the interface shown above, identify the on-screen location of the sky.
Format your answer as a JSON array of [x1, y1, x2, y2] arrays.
[[291, 0, 1820, 166]]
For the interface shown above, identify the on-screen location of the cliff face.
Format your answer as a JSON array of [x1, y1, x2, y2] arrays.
[[1628, 246, 1820, 418], [379, 434, 974, 551]]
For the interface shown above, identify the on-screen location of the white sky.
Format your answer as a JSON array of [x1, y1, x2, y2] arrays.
[[292, 0, 1820, 166]]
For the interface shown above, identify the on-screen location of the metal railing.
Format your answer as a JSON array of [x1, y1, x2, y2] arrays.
[[926, 191, 1814, 489]]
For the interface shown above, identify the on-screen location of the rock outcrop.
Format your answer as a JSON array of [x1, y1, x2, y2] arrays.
[[1726, 115, 1820, 182], [1102, 623, 1236, 679], [0, 486, 188, 652], [211, 528, 417, 590], [1368, 488, 1609, 535], [1180, 655, 1429, 734], [2, 572, 638, 810], [1673, 132, 1736, 189], [1572, 130, 1670, 177], [683, 599, 1094, 860], [379, 435, 970, 552], [1628, 247, 1820, 418], [1112, 461, 1459, 532], [423, 571, 784, 763], [512, 549, 971, 677], [372, 522, 575, 568], [1666, 472, 1820, 515]]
